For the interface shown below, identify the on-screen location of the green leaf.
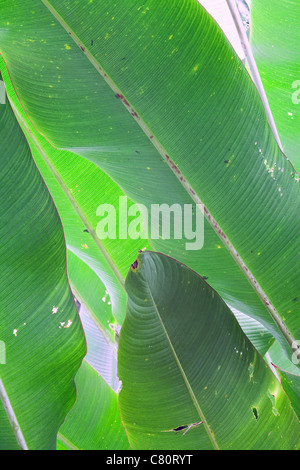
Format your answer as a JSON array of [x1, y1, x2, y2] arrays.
[[277, 371, 300, 420], [118, 251, 299, 450], [199, 0, 248, 60], [0, 0, 298, 357], [266, 341, 300, 416], [268, 341, 300, 376], [77, 300, 120, 391], [0, 76, 86, 449], [0, 60, 141, 328], [231, 308, 274, 356], [67, 251, 117, 342], [250, 0, 300, 171], [58, 360, 130, 450], [21, 140, 132, 327]]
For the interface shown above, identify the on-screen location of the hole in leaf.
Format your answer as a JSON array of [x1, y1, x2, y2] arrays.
[[172, 421, 203, 435], [251, 406, 258, 420], [173, 425, 188, 432], [267, 390, 280, 416], [131, 259, 139, 270]]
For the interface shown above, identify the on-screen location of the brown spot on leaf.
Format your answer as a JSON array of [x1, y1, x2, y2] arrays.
[[131, 259, 139, 270]]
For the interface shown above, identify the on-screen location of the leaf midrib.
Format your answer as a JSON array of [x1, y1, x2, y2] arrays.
[[147, 287, 219, 450], [0, 378, 28, 450]]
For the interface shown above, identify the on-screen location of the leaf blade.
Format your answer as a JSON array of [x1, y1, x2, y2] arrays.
[[118, 251, 300, 450], [0, 75, 86, 449]]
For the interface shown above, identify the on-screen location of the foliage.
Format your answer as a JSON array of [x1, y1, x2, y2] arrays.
[[0, 0, 299, 450]]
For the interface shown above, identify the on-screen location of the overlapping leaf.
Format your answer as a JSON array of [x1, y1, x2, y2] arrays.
[[0, 0, 299, 451], [118, 251, 299, 450], [58, 360, 130, 450], [0, 74, 86, 449], [250, 0, 300, 171]]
